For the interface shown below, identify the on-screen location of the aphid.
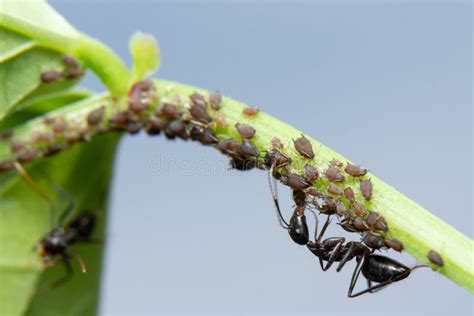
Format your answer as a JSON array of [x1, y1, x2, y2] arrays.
[[109, 111, 131, 128], [189, 92, 207, 107], [287, 173, 310, 190], [125, 122, 144, 135], [128, 80, 156, 113], [271, 137, 283, 149], [242, 106, 260, 116], [345, 163, 367, 177], [353, 217, 369, 231], [164, 120, 187, 139], [190, 103, 212, 124], [216, 138, 241, 155], [87, 106, 106, 126], [62, 55, 79, 68], [63, 66, 85, 80], [362, 232, 385, 250], [209, 91, 222, 110], [40, 70, 63, 83], [345, 208, 357, 219], [0, 129, 13, 140], [145, 117, 167, 135], [353, 202, 368, 217], [52, 119, 68, 133], [307, 187, 323, 197], [427, 250, 444, 267], [264, 149, 291, 169], [63, 130, 81, 144], [214, 112, 227, 127], [33, 132, 54, 143], [335, 201, 346, 217], [304, 164, 319, 182], [360, 179, 373, 200], [330, 159, 343, 167], [158, 103, 181, 118], [0, 160, 14, 172], [314, 197, 337, 215], [237, 140, 259, 158], [235, 123, 256, 139], [384, 238, 404, 252], [325, 166, 345, 182], [366, 211, 379, 227], [16, 149, 37, 163], [43, 116, 56, 125], [293, 135, 315, 159], [327, 183, 343, 196], [11, 139, 25, 153], [344, 187, 355, 203], [373, 215, 388, 232], [347, 254, 426, 298], [43, 144, 66, 157]]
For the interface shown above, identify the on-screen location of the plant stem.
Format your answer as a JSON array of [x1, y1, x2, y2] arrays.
[[0, 78, 472, 292]]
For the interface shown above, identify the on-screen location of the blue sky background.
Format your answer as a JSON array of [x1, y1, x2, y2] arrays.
[[51, 1, 472, 315]]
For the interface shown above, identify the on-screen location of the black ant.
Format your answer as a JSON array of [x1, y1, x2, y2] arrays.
[[14, 162, 98, 289]]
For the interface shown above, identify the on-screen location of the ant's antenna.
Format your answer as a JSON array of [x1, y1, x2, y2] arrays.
[[267, 166, 289, 229], [14, 162, 56, 228], [73, 252, 88, 273]]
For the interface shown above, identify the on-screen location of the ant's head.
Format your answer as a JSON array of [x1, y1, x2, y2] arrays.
[[37, 228, 67, 257]]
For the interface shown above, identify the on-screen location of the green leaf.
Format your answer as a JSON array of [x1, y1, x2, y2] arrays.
[[0, 133, 120, 316], [0, 27, 35, 63], [130, 32, 160, 81]]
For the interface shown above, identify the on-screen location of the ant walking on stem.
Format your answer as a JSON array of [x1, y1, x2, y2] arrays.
[[13, 162, 99, 290]]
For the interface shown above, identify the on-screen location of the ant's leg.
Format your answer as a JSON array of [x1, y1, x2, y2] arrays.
[[348, 269, 412, 298], [336, 242, 356, 272], [307, 209, 319, 242], [321, 238, 345, 271], [47, 253, 74, 290], [13, 162, 57, 228], [53, 184, 76, 226], [317, 216, 331, 242], [347, 255, 365, 298], [267, 167, 289, 229]]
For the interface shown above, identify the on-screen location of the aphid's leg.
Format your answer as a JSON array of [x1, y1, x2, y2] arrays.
[[321, 238, 345, 271], [13, 162, 57, 228], [267, 166, 289, 229]]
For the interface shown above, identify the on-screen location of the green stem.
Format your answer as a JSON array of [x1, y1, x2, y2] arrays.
[[0, 16, 130, 97], [0, 79, 472, 293]]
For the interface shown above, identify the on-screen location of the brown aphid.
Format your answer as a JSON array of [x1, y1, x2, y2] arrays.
[[353, 217, 369, 231], [307, 187, 323, 197], [287, 173, 310, 190], [43, 143, 66, 157], [190, 92, 207, 107], [62, 55, 79, 68], [0, 160, 14, 172], [209, 91, 222, 110], [271, 137, 283, 149], [235, 123, 256, 139], [189, 125, 218, 145], [293, 135, 314, 159], [64, 67, 85, 79], [339, 220, 358, 233], [145, 117, 167, 135], [345, 208, 357, 219], [32, 132, 54, 143], [353, 201, 368, 217], [304, 164, 319, 182], [360, 179, 373, 200], [16, 149, 37, 163], [264, 149, 291, 169], [52, 118, 68, 133], [190, 103, 212, 124], [216, 138, 241, 155], [363, 232, 385, 250], [40, 70, 63, 83], [243, 106, 260, 116], [109, 111, 132, 129], [165, 120, 188, 140], [125, 122, 144, 135], [129, 100, 147, 114], [0, 129, 13, 140], [374, 215, 388, 232], [87, 106, 106, 126], [63, 130, 81, 144], [214, 112, 227, 127], [319, 197, 337, 215], [43, 116, 56, 125], [327, 183, 343, 196], [335, 201, 346, 217], [366, 211, 379, 227], [325, 166, 345, 182], [345, 163, 367, 177], [427, 250, 444, 267], [10, 140, 25, 153], [238, 140, 259, 158], [344, 187, 355, 203], [159, 103, 181, 118], [330, 158, 343, 167], [384, 238, 404, 252]]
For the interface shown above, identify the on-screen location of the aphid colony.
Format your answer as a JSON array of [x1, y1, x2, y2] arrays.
[[1, 75, 443, 296]]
